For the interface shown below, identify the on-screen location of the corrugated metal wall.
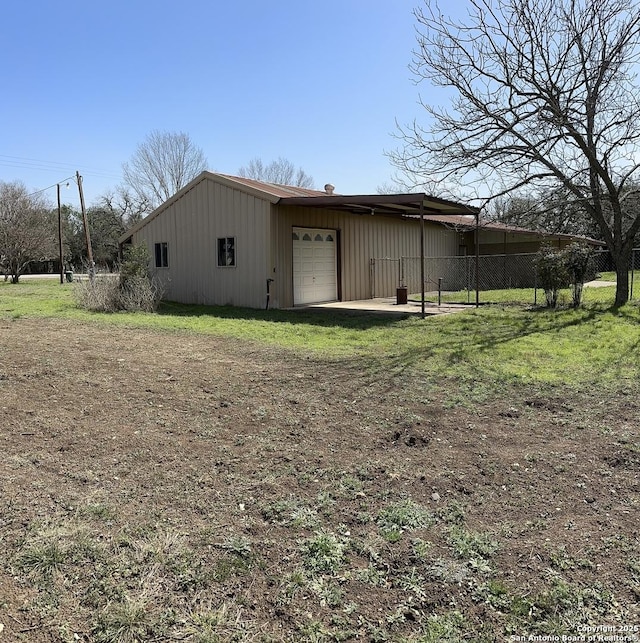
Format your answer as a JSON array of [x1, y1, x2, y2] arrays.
[[271, 206, 461, 307], [461, 230, 569, 255], [130, 177, 464, 310], [132, 177, 271, 308]]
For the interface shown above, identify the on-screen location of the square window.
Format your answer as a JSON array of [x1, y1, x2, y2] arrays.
[[217, 237, 236, 267], [154, 242, 168, 268]]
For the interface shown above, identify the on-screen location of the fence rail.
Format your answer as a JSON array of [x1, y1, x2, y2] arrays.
[[370, 248, 639, 304]]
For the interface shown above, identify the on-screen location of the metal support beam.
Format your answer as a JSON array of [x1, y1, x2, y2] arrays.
[[475, 212, 480, 308], [420, 200, 425, 319]]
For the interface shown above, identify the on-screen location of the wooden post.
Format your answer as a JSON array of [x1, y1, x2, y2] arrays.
[[76, 171, 94, 281], [57, 183, 64, 284]]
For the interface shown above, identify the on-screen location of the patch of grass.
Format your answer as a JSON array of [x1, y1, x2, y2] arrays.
[[186, 601, 252, 643], [17, 540, 68, 579], [2, 280, 640, 388], [221, 535, 252, 558], [300, 531, 347, 575], [397, 567, 428, 601], [436, 501, 466, 525], [426, 558, 469, 584], [356, 564, 388, 587], [80, 502, 116, 521], [211, 554, 252, 582], [627, 559, 640, 599], [91, 599, 165, 643], [418, 610, 467, 643], [410, 537, 432, 561], [507, 577, 616, 635], [376, 499, 433, 540], [308, 576, 344, 607], [447, 525, 499, 562]]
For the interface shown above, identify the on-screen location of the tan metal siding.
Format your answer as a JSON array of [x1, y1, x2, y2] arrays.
[[131, 178, 271, 308], [272, 206, 460, 307]]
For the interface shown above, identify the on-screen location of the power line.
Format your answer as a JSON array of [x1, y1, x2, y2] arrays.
[[26, 175, 77, 198], [0, 154, 122, 181]]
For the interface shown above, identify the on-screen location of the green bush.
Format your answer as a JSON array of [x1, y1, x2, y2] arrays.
[[119, 244, 151, 288], [563, 242, 595, 308], [535, 242, 594, 308], [535, 245, 569, 308]]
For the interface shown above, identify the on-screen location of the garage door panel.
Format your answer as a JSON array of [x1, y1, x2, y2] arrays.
[[293, 227, 337, 305]]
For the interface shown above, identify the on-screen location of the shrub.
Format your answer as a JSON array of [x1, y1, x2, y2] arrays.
[[74, 276, 162, 313], [535, 242, 595, 308], [119, 244, 151, 289], [563, 242, 595, 308], [74, 245, 163, 313], [535, 245, 569, 308], [74, 277, 122, 313]]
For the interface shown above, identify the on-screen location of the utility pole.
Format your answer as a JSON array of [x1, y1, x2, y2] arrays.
[[76, 171, 94, 282], [57, 183, 64, 284]]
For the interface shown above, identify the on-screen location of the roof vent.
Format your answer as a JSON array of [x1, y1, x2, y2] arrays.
[[324, 183, 335, 195]]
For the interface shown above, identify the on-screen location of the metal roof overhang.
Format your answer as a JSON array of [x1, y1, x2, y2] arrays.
[[279, 192, 481, 317], [277, 193, 480, 218]]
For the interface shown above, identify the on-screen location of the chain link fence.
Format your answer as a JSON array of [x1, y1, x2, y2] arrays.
[[370, 248, 639, 304]]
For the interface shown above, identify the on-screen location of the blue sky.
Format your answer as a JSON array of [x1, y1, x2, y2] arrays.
[[0, 0, 429, 206]]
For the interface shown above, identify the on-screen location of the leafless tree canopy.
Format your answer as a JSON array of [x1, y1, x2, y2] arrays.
[[0, 181, 55, 282], [122, 130, 207, 212], [392, 0, 640, 304], [238, 157, 314, 188], [98, 186, 149, 227]]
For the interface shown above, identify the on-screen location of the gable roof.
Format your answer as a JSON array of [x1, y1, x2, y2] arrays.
[[119, 171, 600, 246], [119, 171, 481, 243], [215, 174, 328, 199]]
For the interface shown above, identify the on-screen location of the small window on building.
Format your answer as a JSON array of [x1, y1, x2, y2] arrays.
[[314, 234, 323, 241], [302, 233, 312, 241], [217, 237, 236, 267], [325, 234, 334, 242], [292, 232, 299, 240], [154, 242, 168, 268]]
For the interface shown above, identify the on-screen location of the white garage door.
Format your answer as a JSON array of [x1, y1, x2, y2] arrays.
[[292, 227, 338, 305]]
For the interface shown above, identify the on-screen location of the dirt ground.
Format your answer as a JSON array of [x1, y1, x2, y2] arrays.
[[0, 318, 638, 642]]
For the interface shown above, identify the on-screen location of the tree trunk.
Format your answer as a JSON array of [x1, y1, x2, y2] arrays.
[[614, 249, 631, 307]]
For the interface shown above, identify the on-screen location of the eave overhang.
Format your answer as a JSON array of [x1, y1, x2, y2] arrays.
[[277, 193, 480, 219]]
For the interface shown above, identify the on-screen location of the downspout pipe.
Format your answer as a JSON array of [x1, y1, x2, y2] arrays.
[[266, 278, 274, 310]]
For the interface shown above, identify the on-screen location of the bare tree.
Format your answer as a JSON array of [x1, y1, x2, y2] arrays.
[[486, 190, 598, 238], [238, 157, 314, 188], [377, 179, 412, 195], [98, 186, 149, 227], [391, 0, 640, 305], [123, 130, 207, 212], [0, 181, 55, 282]]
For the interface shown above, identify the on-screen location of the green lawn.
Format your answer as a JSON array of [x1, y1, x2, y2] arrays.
[[2, 279, 639, 389]]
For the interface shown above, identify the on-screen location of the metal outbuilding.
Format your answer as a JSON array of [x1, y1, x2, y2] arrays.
[[119, 172, 481, 312]]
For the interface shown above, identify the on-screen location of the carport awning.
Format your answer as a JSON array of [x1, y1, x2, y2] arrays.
[[277, 193, 480, 218], [279, 192, 481, 317]]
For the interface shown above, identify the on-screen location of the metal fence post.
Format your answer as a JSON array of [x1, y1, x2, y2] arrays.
[[631, 248, 636, 300]]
